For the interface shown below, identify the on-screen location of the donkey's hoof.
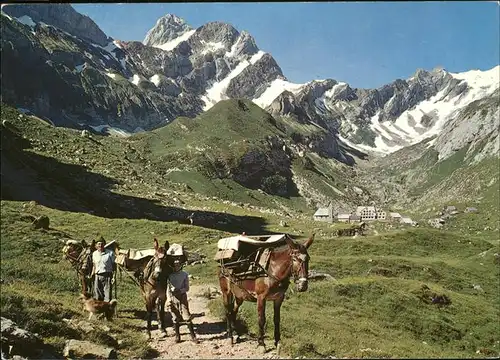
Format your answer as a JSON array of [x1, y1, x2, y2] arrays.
[[257, 344, 266, 354], [276, 342, 281, 355]]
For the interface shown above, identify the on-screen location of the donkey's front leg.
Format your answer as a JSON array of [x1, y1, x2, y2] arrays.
[[222, 291, 234, 345], [146, 311, 152, 340], [257, 295, 267, 350], [273, 294, 285, 354], [157, 297, 167, 337], [233, 298, 244, 342]]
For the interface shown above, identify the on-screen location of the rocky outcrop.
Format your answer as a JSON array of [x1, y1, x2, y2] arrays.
[[228, 31, 259, 58], [143, 14, 192, 47], [433, 88, 500, 162], [226, 53, 285, 99], [192, 21, 239, 49], [267, 91, 309, 121], [1, 317, 56, 359], [232, 147, 294, 196], [2, 4, 110, 46]]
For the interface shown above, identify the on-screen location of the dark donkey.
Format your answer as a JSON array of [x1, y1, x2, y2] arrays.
[[140, 238, 173, 340], [218, 233, 315, 353]]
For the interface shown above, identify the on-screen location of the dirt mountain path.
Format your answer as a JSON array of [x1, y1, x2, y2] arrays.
[[150, 284, 282, 359]]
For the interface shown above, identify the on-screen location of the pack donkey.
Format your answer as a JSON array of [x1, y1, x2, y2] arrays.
[[140, 238, 173, 340], [217, 233, 314, 353]]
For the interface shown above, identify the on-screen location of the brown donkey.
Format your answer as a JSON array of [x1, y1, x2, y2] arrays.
[[62, 239, 96, 296], [141, 238, 172, 340], [218, 233, 314, 353]]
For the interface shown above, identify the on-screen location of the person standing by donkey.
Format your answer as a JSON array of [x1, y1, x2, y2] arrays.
[[92, 236, 116, 302], [167, 257, 199, 343]]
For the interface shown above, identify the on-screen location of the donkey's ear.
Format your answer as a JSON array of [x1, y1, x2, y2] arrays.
[[164, 241, 170, 252], [154, 238, 159, 250], [285, 235, 297, 248], [82, 239, 88, 247], [303, 233, 315, 249]]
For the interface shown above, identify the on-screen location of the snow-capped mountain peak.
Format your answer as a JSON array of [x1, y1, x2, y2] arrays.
[[143, 13, 193, 48]]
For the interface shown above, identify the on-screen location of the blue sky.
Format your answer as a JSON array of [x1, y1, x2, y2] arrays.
[[73, 2, 499, 89]]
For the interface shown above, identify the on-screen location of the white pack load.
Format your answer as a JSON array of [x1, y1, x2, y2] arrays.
[[167, 243, 187, 264], [167, 243, 184, 256]]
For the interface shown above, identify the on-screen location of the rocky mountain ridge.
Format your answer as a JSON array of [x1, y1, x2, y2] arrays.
[[1, 4, 498, 166]]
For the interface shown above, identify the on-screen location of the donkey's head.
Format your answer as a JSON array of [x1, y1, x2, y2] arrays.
[[150, 238, 171, 281], [62, 239, 87, 262], [285, 233, 314, 292]]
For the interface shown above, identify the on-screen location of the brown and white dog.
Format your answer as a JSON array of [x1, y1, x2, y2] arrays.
[[79, 293, 118, 321]]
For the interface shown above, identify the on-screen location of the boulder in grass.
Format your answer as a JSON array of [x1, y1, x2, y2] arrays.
[[1, 317, 52, 358], [63, 339, 117, 359], [32, 215, 49, 230]]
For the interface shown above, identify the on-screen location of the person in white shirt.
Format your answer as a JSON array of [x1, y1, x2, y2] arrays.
[[91, 237, 116, 302], [168, 258, 198, 343]]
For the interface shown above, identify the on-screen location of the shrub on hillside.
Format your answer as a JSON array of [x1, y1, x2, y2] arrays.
[[261, 174, 288, 196]]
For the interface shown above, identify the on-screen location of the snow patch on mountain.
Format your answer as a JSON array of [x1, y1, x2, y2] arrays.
[[450, 66, 499, 91], [337, 133, 378, 154], [150, 74, 161, 86], [370, 112, 406, 153], [227, 36, 244, 58], [105, 72, 118, 80], [129, 74, 142, 86], [153, 29, 196, 51], [314, 82, 348, 113], [75, 64, 85, 73], [202, 50, 266, 110], [252, 79, 306, 108], [201, 40, 226, 54], [17, 15, 36, 27], [93, 41, 124, 65]]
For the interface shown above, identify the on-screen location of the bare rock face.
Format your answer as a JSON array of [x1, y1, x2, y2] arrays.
[[226, 53, 284, 99], [2, 4, 110, 46], [267, 91, 304, 118], [193, 21, 239, 48], [433, 89, 500, 162], [228, 31, 259, 58]]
